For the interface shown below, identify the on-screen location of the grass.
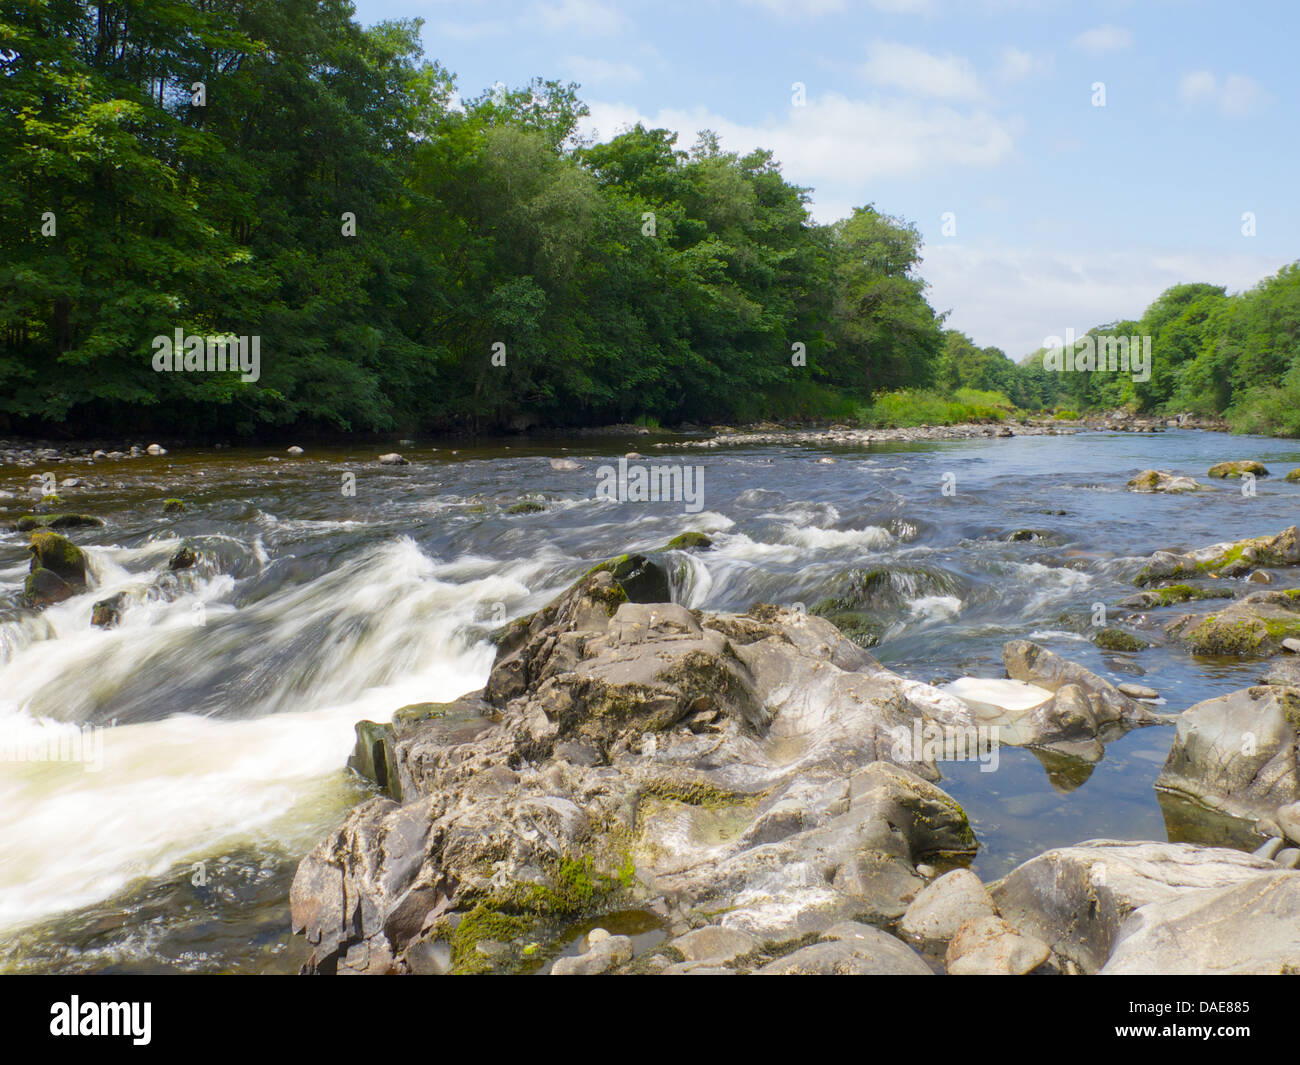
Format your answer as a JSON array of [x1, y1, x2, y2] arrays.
[[856, 387, 1017, 429]]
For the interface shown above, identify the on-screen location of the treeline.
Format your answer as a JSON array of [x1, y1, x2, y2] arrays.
[[934, 265, 1300, 433], [1, 0, 950, 437]]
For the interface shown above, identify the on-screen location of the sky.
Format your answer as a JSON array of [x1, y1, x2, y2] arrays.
[[350, 0, 1297, 360]]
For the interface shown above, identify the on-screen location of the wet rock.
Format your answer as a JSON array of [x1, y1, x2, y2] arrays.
[[1126, 469, 1203, 493], [287, 446, 304, 455], [505, 500, 546, 514], [168, 543, 198, 570], [27, 530, 88, 595], [1092, 628, 1149, 652], [12, 513, 103, 532], [551, 934, 633, 975], [1134, 526, 1300, 585], [1117, 683, 1158, 700], [582, 553, 671, 605], [1100, 871, 1300, 974], [1165, 590, 1300, 656], [91, 592, 127, 629], [162, 498, 185, 515], [664, 532, 713, 551], [378, 453, 408, 465], [1154, 685, 1299, 825], [549, 458, 582, 471], [1207, 460, 1267, 479], [146, 443, 166, 456], [23, 567, 76, 608], [945, 914, 1050, 975], [991, 840, 1278, 973], [1284, 638, 1300, 653], [899, 869, 995, 946]]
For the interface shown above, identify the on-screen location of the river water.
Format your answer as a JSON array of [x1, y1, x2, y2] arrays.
[[2, 428, 1297, 972]]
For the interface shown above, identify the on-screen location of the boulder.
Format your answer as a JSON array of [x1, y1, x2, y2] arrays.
[[378, 453, 408, 465], [1100, 871, 1300, 974], [1165, 590, 1300, 656], [1134, 526, 1300, 585], [898, 869, 996, 946], [1126, 469, 1203, 493], [292, 568, 981, 974], [1207, 460, 1267, 479], [550, 934, 633, 975], [1154, 684, 1299, 825], [755, 925, 931, 975], [990, 840, 1278, 973]]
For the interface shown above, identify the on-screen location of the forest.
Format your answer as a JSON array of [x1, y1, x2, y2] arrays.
[[2, 1, 1297, 437]]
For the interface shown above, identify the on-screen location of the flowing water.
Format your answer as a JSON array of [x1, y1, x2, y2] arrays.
[[2, 429, 1298, 972]]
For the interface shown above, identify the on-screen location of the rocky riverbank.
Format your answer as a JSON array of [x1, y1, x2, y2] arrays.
[[292, 532, 1300, 975]]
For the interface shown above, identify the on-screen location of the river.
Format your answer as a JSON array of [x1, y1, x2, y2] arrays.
[[1, 428, 1296, 972]]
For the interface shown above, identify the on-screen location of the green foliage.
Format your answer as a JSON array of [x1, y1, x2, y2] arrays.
[[859, 387, 1015, 428]]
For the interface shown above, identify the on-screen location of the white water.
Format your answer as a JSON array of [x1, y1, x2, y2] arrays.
[[0, 536, 524, 931]]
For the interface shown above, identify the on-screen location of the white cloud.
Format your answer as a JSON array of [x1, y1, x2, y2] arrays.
[[861, 41, 983, 100], [580, 93, 1018, 221], [922, 244, 1287, 358], [1179, 70, 1268, 116], [996, 45, 1045, 82], [564, 55, 643, 84], [534, 0, 627, 35], [1072, 25, 1133, 54]]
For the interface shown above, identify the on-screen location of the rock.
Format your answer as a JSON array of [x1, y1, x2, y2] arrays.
[[505, 500, 546, 514], [145, 443, 166, 456], [23, 567, 76, 608], [1285, 639, 1300, 653], [28, 530, 87, 589], [168, 543, 198, 570], [1249, 570, 1275, 584], [945, 914, 1050, 975], [549, 458, 582, 471], [287, 446, 304, 455], [991, 840, 1278, 973], [1252, 837, 1284, 860], [1207, 460, 1267, 479], [378, 453, 408, 465], [91, 592, 127, 629], [291, 567, 982, 974], [668, 925, 758, 965], [1134, 525, 1300, 585], [583, 553, 671, 605], [1092, 628, 1149, 652], [664, 532, 713, 551], [1100, 871, 1300, 974], [1165, 590, 1300, 656], [1126, 469, 1203, 493], [1278, 802, 1300, 843], [550, 934, 633, 975], [92, 450, 107, 461], [585, 927, 610, 946], [1154, 685, 1299, 825], [899, 869, 996, 946], [13, 513, 103, 532], [1276, 848, 1300, 868], [1117, 683, 1158, 700], [755, 928, 931, 975]]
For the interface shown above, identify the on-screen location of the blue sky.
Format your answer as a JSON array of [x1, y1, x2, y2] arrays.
[[350, 0, 1297, 359]]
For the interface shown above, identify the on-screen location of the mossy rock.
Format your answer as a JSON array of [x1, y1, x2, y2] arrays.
[[23, 568, 76, 608], [28, 530, 87, 587], [40, 494, 63, 506], [162, 498, 186, 514], [13, 513, 104, 532], [1287, 468, 1300, 483], [1207, 460, 1268, 479], [664, 531, 713, 551], [1121, 584, 1234, 609], [505, 500, 546, 515], [1092, 627, 1150, 652], [1004, 529, 1042, 543], [584, 553, 671, 604]]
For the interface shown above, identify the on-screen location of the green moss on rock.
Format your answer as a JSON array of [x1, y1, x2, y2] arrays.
[[665, 532, 713, 551], [1092, 628, 1150, 652]]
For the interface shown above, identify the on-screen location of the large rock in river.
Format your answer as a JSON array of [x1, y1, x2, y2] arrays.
[[292, 569, 983, 974]]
